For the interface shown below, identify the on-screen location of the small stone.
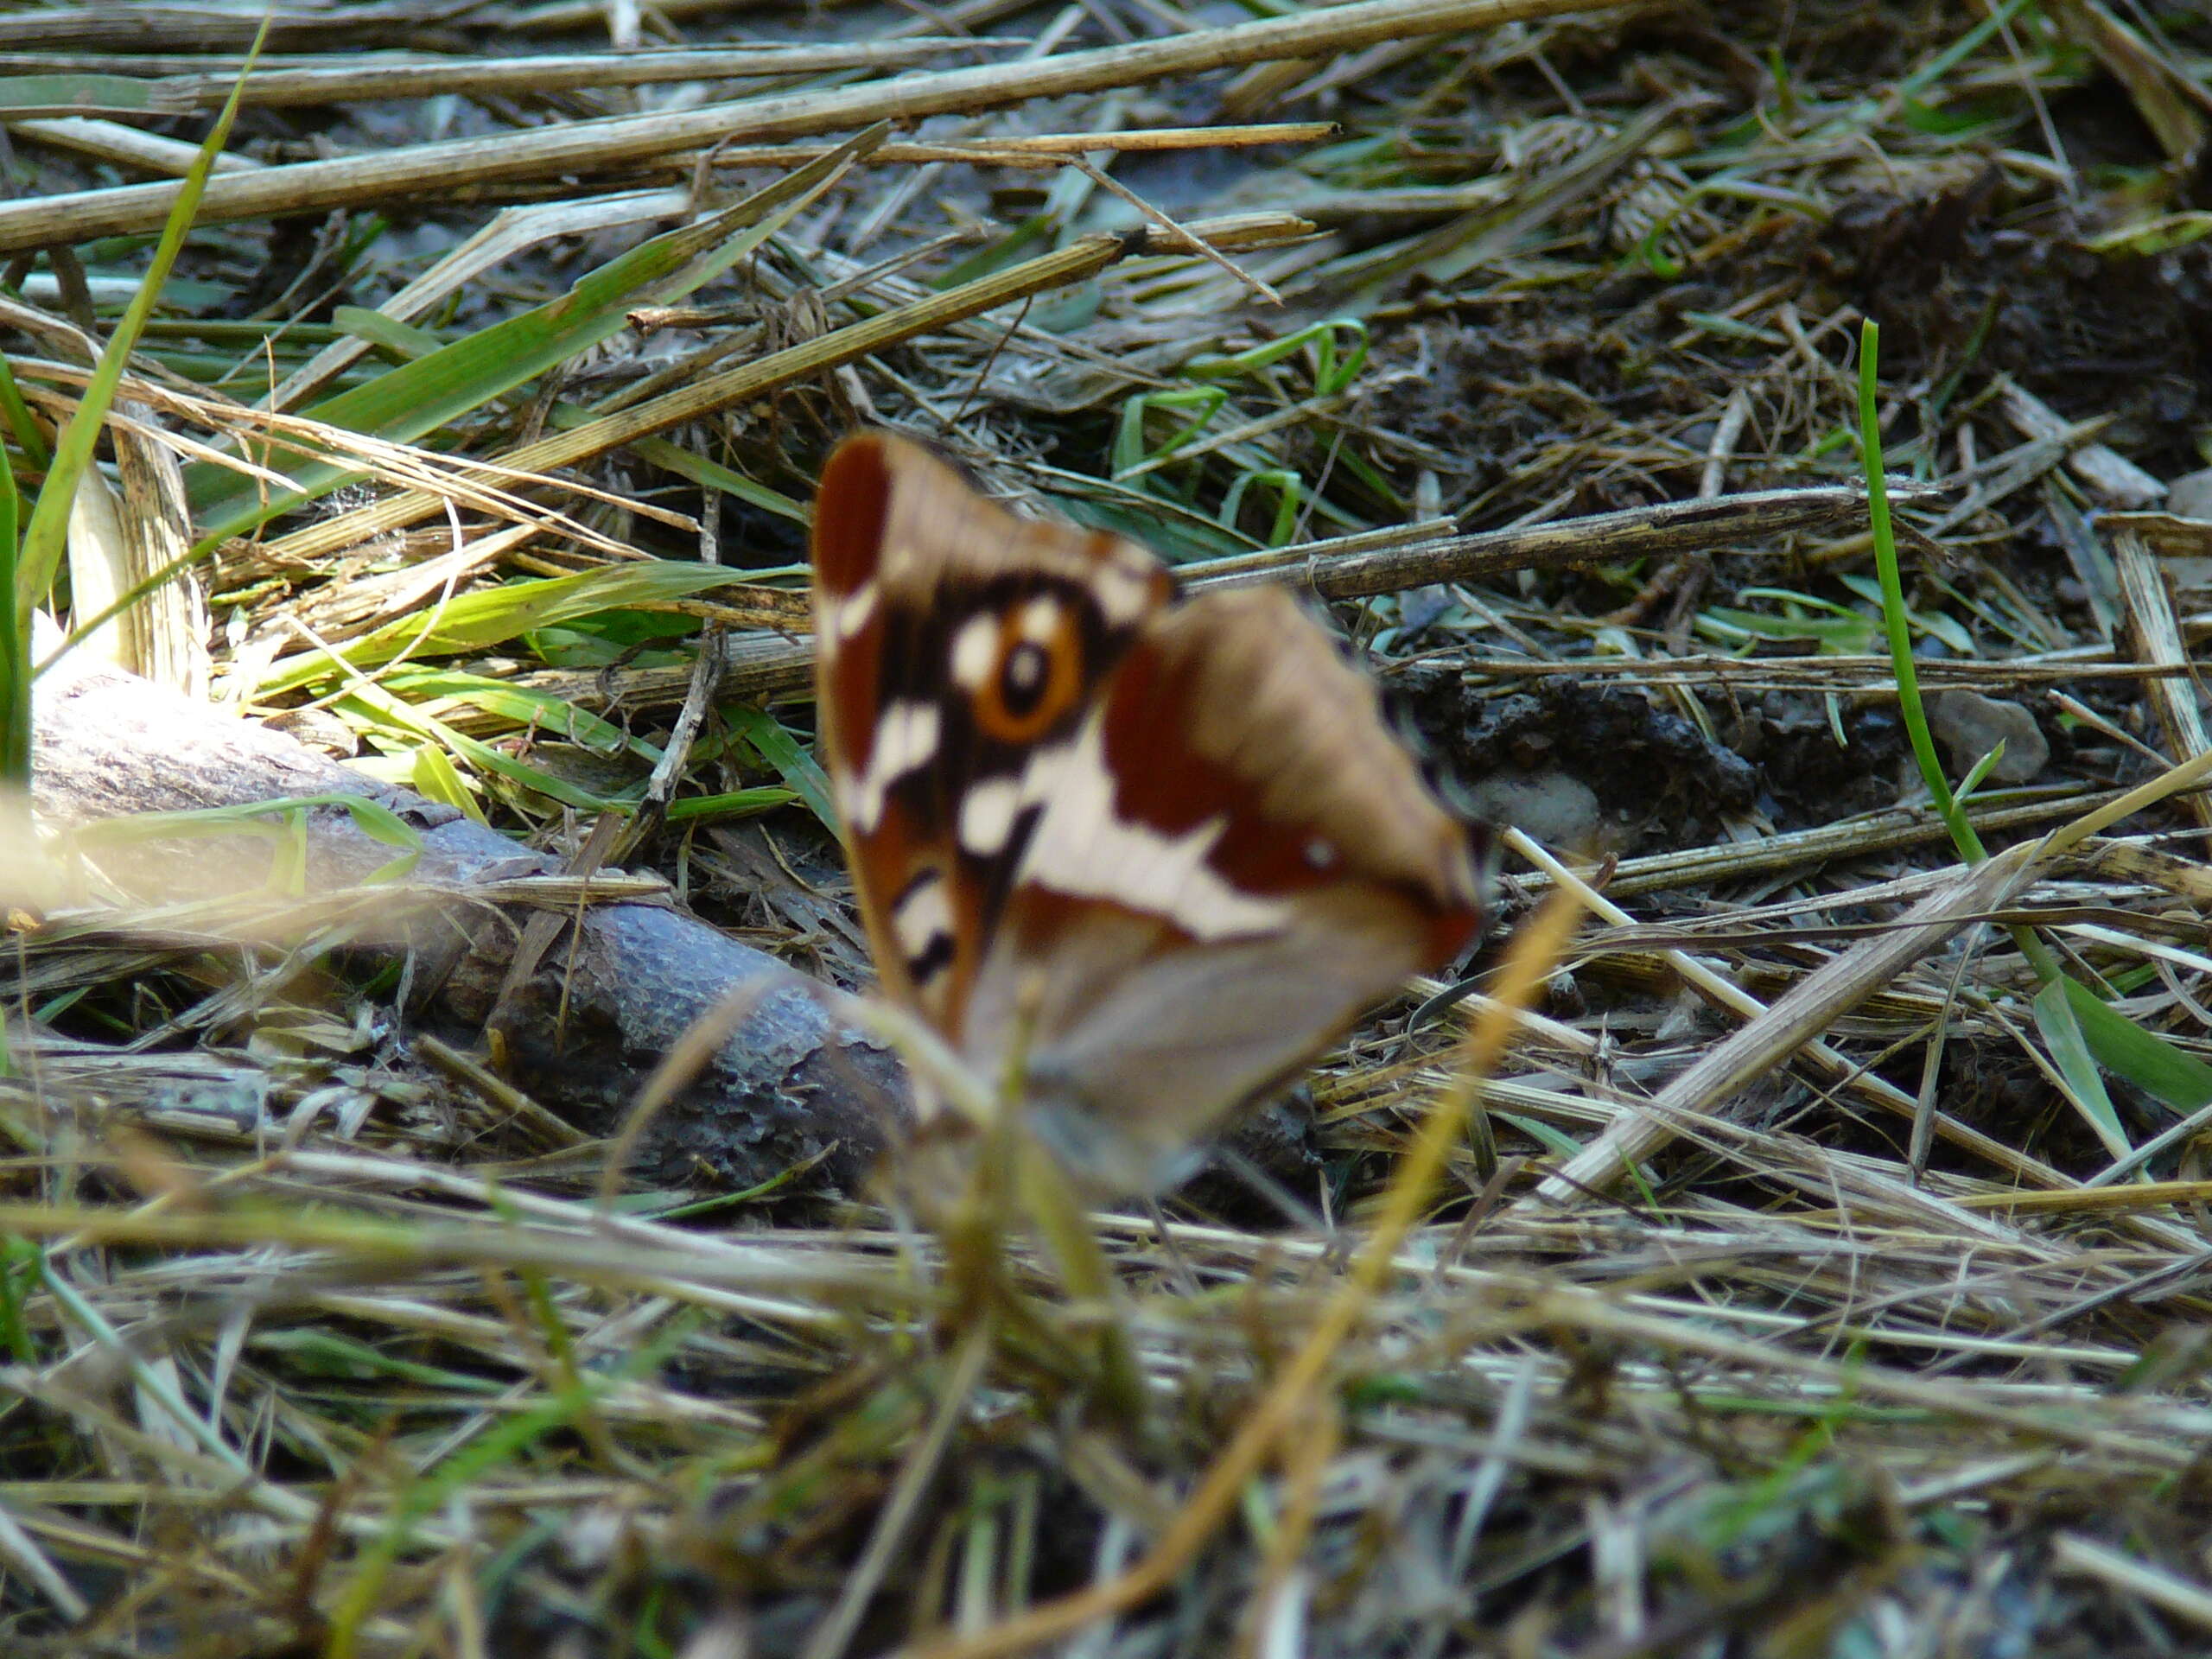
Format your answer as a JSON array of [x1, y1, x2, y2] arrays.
[[1925, 690, 2048, 785], [2169, 467, 2212, 523], [1460, 769, 1605, 850]]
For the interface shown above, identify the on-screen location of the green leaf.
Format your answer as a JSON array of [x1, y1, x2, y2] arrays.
[[932, 213, 1053, 290], [334, 688, 620, 814], [254, 560, 753, 696], [1187, 319, 1370, 395], [0, 75, 164, 116], [1491, 1110, 1585, 1162], [0, 429, 19, 785], [1835, 574, 1974, 652], [0, 355, 50, 469], [410, 743, 486, 824], [190, 124, 890, 539], [723, 704, 835, 830], [2080, 213, 2212, 257], [252, 1327, 505, 1392], [2031, 979, 2132, 1160], [10, 17, 269, 770], [2068, 979, 2212, 1114], [68, 792, 424, 889], [384, 668, 659, 761], [1953, 741, 2005, 803], [664, 787, 796, 823], [1217, 467, 1300, 546], [626, 435, 810, 525], [1112, 385, 1228, 477], [1900, 95, 1996, 137], [330, 306, 448, 362], [1700, 607, 1879, 652]]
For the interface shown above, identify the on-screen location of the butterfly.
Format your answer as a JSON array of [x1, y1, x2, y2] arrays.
[[810, 432, 1485, 1196]]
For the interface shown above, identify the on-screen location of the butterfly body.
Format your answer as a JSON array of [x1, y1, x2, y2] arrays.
[[811, 433, 1484, 1193]]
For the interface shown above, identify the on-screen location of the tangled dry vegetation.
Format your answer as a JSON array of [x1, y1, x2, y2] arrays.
[[3, 0, 2212, 1654]]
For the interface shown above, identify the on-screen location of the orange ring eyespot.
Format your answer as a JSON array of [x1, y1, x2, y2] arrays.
[[970, 606, 1083, 742]]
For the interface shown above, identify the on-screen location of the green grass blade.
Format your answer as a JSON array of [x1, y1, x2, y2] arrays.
[[329, 306, 448, 362], [8, 16, 269, 737], [0, 75, 165, 116], [1860, 318, 2209, 1122], [0, 439, 20, 780], [626, 435, 809, 525], [663, 787, 795, 823], [254, 560, 754, 696], [410, 742, 486, 824], [2031, 978, 2133, 1160], [67, 792, 426, 890], [190, 123, 888, 540], [385, 668, 661, 761], [0, 355, 50, 469], [1858, 320, 1980, 860], [723, 704, 835, 830], [333, 688, 619, 813], [2068, 981, 2212, 1114]]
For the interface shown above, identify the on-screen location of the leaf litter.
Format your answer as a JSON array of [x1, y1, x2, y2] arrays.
[[1, 0, 2211, 1653]]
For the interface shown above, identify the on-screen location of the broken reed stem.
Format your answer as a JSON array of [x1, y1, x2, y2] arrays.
[[2039, 745, 2212, 857], [0, 0, 1620, 251], [152, 40, 1026, 106], [260, 213, 1313, 564], [1191, 484, 1921, 596], [2106, 524, 2212, 836], [513, 484, 1916, 712], [905, 887, 1587, 1659], [676, 123, 1344, 169], [1509, 828, 2063, 1209]]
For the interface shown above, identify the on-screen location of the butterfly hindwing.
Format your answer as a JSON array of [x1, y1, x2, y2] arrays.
[[967, 585, 1484, 1186]]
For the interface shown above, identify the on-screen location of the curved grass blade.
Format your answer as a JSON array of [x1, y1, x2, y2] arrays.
[[5, 17, 270, 773], [723, 703, 834, 830], [2068, 981, 2212, 1115], [190, 123, 889, 543], [1863, 319, 2208, 1150], [254, 558, 757, 696], [2032, 978, 2132, 1160], [69, 791, 425, 892]]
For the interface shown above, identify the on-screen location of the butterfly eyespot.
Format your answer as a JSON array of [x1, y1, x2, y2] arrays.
[[969, 605, 1083, 742], [1001, 641, 1050, 713]]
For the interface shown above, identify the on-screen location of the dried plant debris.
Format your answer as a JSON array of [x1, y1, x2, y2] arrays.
[[1, 0, 2211, 1654]]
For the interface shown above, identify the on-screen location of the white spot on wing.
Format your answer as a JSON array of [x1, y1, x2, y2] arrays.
[[829, 581, 877, 641], [892, 872, 952, 962], [950, 614, 997, 690], [1015, 716, 1287, 939], [1093, 559, 1154, 625], [960, 776, 1023, 856], [1017, 596, 1062, 641], [849, 700, 940, 831]]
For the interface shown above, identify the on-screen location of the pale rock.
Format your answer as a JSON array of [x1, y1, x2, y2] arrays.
[[1461, 769, 1605, 850], [1925, 690, 2048, 785]]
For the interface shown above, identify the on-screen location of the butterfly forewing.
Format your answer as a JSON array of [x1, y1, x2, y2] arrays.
[[810, 432, 1484, 1195], [811, 434, 1171, 1033]]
